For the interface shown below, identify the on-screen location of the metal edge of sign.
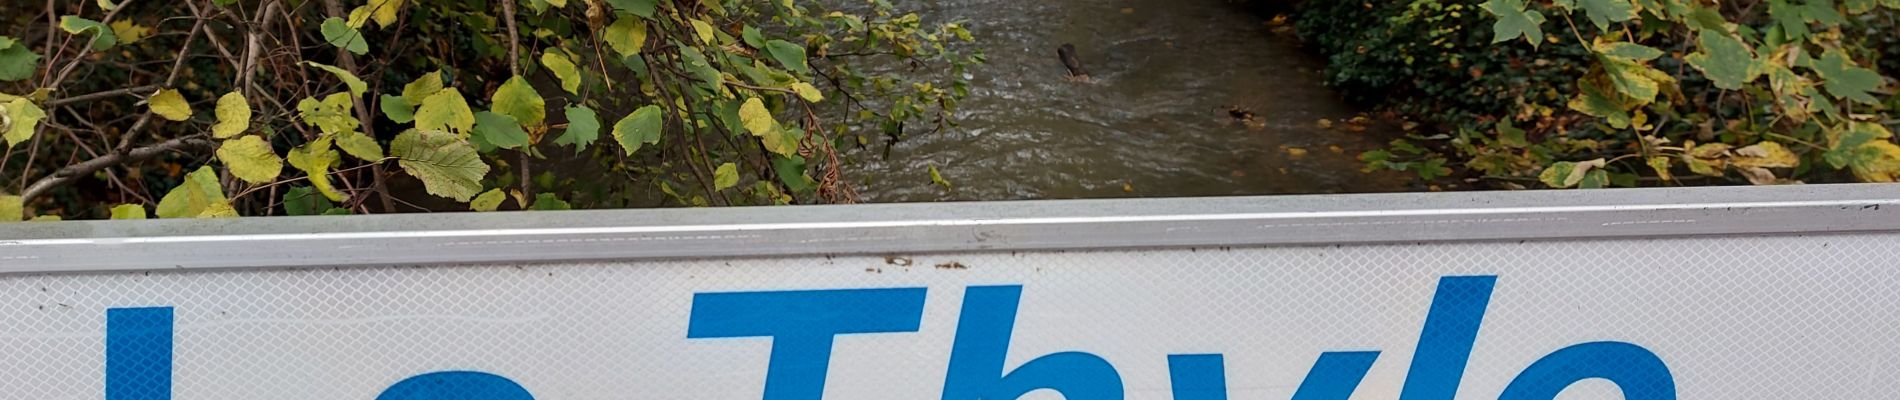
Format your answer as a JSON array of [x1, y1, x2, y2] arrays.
[[1, 184, 1896, 275]]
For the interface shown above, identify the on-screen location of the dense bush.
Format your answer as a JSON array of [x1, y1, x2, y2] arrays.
[[1298, 0, 1899, 188], [0, 0, 979, 221]]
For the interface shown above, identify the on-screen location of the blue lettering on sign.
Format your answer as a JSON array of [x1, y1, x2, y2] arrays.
[[98, 276, 1674, 399]]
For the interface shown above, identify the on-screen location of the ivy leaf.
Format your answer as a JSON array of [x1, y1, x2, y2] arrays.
[[605, 0, 658, 18], [320, 18, 368, 55], [216, 135, 283, 184], [713, 162, 739, 190], [790, 82, 824, 102], [155, 167, 230, 218], [335, 130, 384, 161], [0, 35, 41, 82], [109, 20, 151, 45], [1810, 50, 1884, 104], [0, 194, 20, 222], [287, 136, 345, 202], [491, 76, 546, 126], [149, 88, 192, 121], [1480, 0, 1547, 46], [282, 186, 336, 216], [302, 61, 367, 98], [1685, 32, 1763, 90], [764, 40, 809, 75], [379, 94, 415, 123], [393, 129, 487, 201], [603, 17, 649, 57], [3, 98, 46, 147], [110, 204, 146, 220], [401, 72, 444, 105], [414, 89, 475, 134], [612, 105, 663, 155], [556, 106, 601, 152], [472, 111, 530, 150], [58, 16, 117, 51], [1574, 0, 1638, 30], [212, 92, 251, 138], [541, 51, 583, 95]]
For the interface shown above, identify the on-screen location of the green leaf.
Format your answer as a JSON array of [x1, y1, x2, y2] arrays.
[[335, 130, 384, 161], [149, 88, 192, 121], [392, 129, 488, 201], [556, 106, 601, 152], [0, 194, 20, 222], [603, 17, 649, 57], [282, 186, 336, 216], [471, 189, 507, 212], [58, 16, 117, 51], [472, 111, 530, 150], [401, 72, 444, 105], [762, 125, 801, 157], [379, 94, 415, 123], [216, 135, 283, 184], [302, 61, 368, 98], [1537, 159, 1607, 188], [530, 193, 572, 210], [320, 17, 368, 55], [1573, 0, 1638, 29], [1810, 50, 1884, 104], [0, 35, 42, 82], [612, 105, 663, 155], [109, 204, 146, 219], [1595, 41, 1663, 61], [790, 82, 824, 102], [541, 51, 583, 95], [491, 76, 546, 126], [929, 164, 952, 189], [1600, 56, 1668, 104], [742, 26, 765, 48], [287, 136, 345, 202], [764, 40, 809, 75], [414, 89, 475, 134], [1480, 0, 1547, 46], [714, 162, 739, 190], [155, 167, 230, 218], [4, 98, 46, 148], [605, 0, 658, 18], [212, 92, 251, 138], [1497, 119, 1529, 148], [1684, 32, 1762, 90], [771, 155, 815, 193]]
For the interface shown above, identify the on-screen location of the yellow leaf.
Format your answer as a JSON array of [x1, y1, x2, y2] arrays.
[[0, 194, 20, 222], [110, 204, 146, 219], [216, 135, 283, 184], [368, 0, 404, 27], [738, 97, 775, 136], [541, 51, 583, 95], [471, 189, 507, 212], [287, 136, 345, 202], [603, 17, 648, 57], [109, 20, 150, 45], [4, 98, 47, 148], [1731, 142, 1799, 169], [790, 82, 823, 102], [212, 92, 251, 138], [149, 89, 192, 121], [691, 19, 717, 44]]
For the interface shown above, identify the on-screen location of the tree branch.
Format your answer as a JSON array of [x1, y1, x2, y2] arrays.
[[22, 136, 217, 203]]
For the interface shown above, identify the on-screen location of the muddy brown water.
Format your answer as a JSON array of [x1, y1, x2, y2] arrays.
[[840, 0, 1414, 202]]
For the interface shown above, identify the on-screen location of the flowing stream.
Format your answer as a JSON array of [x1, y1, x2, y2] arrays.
[[843, 0, 1414, 202]]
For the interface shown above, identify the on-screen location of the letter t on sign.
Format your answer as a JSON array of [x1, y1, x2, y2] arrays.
[[687, 288, 929, 400]]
